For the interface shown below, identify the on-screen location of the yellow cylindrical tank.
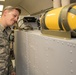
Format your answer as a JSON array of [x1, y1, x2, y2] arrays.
[[40, 3, 76, 31]]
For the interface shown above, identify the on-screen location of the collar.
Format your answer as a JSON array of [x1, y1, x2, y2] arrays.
[[0, 24, 5, 31]]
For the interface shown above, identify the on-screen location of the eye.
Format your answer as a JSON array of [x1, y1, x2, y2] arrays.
[[13, 14, 19, 19], [13, 14, 16, 17]]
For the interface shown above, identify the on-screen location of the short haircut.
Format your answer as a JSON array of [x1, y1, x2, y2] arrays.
[[3, 6, 21, 14]]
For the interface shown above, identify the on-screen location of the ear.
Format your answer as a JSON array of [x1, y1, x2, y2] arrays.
[[3, 10, 9, 16]]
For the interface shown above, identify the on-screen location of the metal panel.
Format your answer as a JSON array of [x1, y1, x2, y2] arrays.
[[14, 30, 76, 75]]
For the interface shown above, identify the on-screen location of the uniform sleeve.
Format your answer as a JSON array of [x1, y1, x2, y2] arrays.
[[0, 31, 8, 75], [0, 30, 15, 75]]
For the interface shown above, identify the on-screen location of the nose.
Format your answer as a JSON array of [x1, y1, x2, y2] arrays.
[[15, 17, 18, 22]]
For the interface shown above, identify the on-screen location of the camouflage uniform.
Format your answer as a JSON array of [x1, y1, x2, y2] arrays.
[[0, 25, 13, 75]]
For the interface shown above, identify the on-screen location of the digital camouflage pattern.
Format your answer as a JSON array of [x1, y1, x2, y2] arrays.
[[0, 25, 13, 75]]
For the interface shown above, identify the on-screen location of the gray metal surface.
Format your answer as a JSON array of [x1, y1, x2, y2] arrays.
[[14, 30, 76, 75]]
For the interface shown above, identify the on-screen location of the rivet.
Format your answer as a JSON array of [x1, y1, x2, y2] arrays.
[[73, 44, 76, 48], [67, 43, 70, 46], [70, 60, 73, 63], [70, 70, 73, 73], [46, 54, 48, 56], [46, 66, 48, 68], [70, 50, 72, 53], [62, 42, 64, 45], [46, 60, 49, 62], [69, 44, 72, 47], [46, 72, 49, 74]]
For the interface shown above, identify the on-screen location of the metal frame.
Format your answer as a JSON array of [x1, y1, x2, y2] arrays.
[[41, 29, 71, 39]]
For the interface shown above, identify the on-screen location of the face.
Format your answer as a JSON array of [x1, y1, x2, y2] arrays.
[[4, 9, 20, 26]]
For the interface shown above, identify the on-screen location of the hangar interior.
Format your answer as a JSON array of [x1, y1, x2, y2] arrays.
[[0, 0, 76, 75]]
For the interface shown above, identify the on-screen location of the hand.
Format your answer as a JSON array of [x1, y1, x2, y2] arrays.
[[11, 72, 16, 75]]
